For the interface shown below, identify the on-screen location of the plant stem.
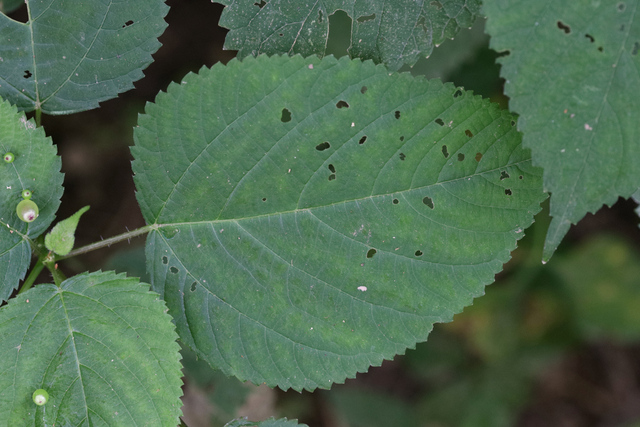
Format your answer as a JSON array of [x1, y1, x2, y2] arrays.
[[57, 224, 157, 260], [35, 108, 42, 127], [17, 255, 46, 294]]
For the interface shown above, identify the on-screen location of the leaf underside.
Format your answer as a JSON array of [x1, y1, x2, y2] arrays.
[[0, 0, 168, 114], [0, 271, 183, 426], [132, 54, 546, 391], [216, 0, 482, 71], [484, 0, 640, 260], [0, 99, 63, 302]]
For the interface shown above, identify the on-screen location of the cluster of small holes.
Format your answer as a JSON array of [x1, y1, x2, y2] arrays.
[[504, 189, 512, 196], [435, 118, 445, 126], [366, 248, 377, 258], [316, 141, 331, 151], [441, 145, 449, 158], [415, 250, 423, 257], [399, 153, 406, 161], [453, 89, 462, 98], [400, 136, 405, 141], [557, 21, 571, 34], [394, 111, 401, 119], [162, 256, 168, 265], [23, 70, 32, 79], [422, 196, 434, 209], [358, 136, 367, 145], [336, 100, 349, 109], [122, 20, 134, 28], [328, 164, 336, 181], [190, 282, 197, 292], [585, 34, 594, 43], [254, 0, 266, 7], [457, 153, 465, 161], [465, 129, 473, 138], [500, 171, 510, 180], [170, 266, 179, 274], [281, 108, 292, 123]]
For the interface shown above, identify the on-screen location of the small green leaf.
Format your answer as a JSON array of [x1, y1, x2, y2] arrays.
[[484, 0, 640, 261], [45, 206, 90, 256], [216, 0, 481, 71], [133, 55, 546, 391], [0, 0, 169, 114], [0, 271, 183, 426], [0, 98, 63, 302]]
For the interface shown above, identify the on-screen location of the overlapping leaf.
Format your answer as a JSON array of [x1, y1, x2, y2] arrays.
[[0, 0, 168, 114], [484, 0, 640, 260], [132, 55, 546, 391], [0, 98, 63, 302], [0, 271, 183, 426], [216, 0, 481, 71]]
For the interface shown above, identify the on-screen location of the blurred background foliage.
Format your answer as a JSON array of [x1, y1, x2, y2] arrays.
[[6, 1, 640, 425]]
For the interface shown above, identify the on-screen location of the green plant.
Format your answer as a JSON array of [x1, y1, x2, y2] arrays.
[[0, 0, 638, 426]]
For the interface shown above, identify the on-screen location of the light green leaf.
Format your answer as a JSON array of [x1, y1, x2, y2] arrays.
[[216, 0, 481, 71], [483, 0, 640, 261], [0, 98, 63, 302], [0, 0, 169, 114], [225, 418, 307, 427], [45, 205, 89, 256], [0, 271, 183, 426], [132, 55, 546, 391]]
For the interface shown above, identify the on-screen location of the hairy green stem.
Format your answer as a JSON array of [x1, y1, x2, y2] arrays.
[[57, 224, 156, 260], [17, 255, 46, 294], [35, 108, 42, 127]]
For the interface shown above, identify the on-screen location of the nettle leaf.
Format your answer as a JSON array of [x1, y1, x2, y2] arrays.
[[132, 55, 545, 391], [484, 0, 640, 261], [0, 0, 168, 114], [0, 271, 183, 426], [225, 418, 307, 427], [216, 0, 481, 71], [0, 98, 63, 302]]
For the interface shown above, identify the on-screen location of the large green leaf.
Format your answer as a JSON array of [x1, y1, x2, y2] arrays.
[[216, 0, 481, 71], [132, 55, 546, 391], [0, 0, 168, 114], [483, 0, 640, 261], [0, 98, 63, 302], [0, 271, 183, 426]]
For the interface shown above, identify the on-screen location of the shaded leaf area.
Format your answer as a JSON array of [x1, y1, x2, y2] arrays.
[[483, 0, 640, 261], [225, 417, 307, 427], [215, 0, 481, 71], [0, 98, 63, 302], [0, 0, 23, 15], [0, 271, 183, 426], [0, 0, 169, 114], [132, 55, 545, 391]]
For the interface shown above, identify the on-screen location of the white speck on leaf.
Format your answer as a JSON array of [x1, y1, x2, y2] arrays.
[[584, 123, 593, 131], [357, 286, 367, 292]]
